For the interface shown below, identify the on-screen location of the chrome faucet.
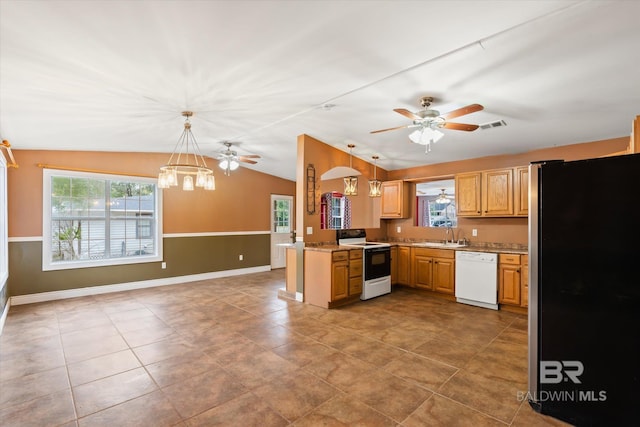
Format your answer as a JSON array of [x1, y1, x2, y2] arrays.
[[445, 226, 455, 244]]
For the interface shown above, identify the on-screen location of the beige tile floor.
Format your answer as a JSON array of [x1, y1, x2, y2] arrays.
[[0, 270, 569, 426]]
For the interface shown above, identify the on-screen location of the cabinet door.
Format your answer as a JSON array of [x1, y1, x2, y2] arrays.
[[390, 246, 398, 285], [514, 166, 529, 216], [331, 261, 349, 301], [381, 181, 409, 218], [499, 264, 521, 305], [520, 262, 529, 307], [397, 246, 411, 285], [482, 169, 513, 216], [433, 258, 455, 294], [413, 256, 433, 290], [455, 172, 481, 216]]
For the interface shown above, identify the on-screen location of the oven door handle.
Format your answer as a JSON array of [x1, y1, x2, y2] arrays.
[[367, 247, 390, 254]]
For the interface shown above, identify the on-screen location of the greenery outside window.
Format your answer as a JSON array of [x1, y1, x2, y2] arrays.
[[43, 169, 162, 270]]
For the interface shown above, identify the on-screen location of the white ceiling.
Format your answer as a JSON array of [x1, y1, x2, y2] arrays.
[[2, 1, 639, 181]]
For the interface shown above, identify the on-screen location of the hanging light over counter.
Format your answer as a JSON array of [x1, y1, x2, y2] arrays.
[[158, 111, 215, 191], [343, 144, 358, 196], [369, 155, 381, 197]]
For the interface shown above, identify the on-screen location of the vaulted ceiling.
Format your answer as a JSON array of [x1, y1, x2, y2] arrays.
[[1, 1, 639, 181]]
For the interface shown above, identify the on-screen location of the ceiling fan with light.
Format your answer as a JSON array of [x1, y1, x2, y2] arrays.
[[371, 96, 484, 151], [218, 142, 261, 176]]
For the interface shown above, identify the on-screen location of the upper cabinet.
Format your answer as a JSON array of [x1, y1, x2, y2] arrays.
[[380, 180, 410, 219], [514, 166, 529, 217], [482, 168, 513, 216], [456, 167, 526, 217], [455, 172, 481, 216]]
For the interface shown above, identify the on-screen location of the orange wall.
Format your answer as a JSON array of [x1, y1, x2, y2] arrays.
[[296, 135, 388, 243], [384, 137, 630, 245], [294, 135, 629, 246], [8, 150, 295, 237]]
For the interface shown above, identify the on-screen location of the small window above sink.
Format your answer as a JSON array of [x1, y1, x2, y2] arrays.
[[415, 178, 457, 228]]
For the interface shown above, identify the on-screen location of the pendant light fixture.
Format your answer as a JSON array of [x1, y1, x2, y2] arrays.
[[435, 188, 451, 204], [343, 144, 358, 196], [158, 111, 215, 191], [369, 155, 382, 197]]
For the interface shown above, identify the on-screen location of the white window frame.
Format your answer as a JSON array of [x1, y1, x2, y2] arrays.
[[42, 169, 163, 271]]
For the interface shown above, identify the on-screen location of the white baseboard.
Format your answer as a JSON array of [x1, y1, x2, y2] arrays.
[[0, 298, 10, 335], [9, 265, 271, 306]]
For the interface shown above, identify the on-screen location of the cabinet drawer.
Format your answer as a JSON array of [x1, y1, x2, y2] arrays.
[[332, 251, 349, 262], [349, 249, 363, 260], [499, 254, 521, 265], [349, 259, 363, 277], [413, 248, 455, 259]]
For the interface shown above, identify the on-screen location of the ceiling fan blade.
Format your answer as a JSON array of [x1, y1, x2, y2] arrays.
[[441, 104, 484, 120], [370, 124, 410, 134], [238, 158, 258, 164], [442, 122, 479, 131], [239, 154, 260, 159], [394, 108, 421, 120]]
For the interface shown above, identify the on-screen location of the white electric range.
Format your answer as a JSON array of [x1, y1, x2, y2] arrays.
[[336, 229, 391, 300]]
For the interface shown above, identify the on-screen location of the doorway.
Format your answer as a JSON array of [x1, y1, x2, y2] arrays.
[[270, 194, 293, 269]]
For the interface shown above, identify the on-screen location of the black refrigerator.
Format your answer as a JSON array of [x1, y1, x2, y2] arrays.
[[528, 153, 640, 425]]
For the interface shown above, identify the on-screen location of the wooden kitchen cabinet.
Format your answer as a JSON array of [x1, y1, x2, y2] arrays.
[[498, 253, 522, 306], [456, 167, 517, 217], [390, 246, 398, 285], [514, 166, 529, 216], [455, 172, 481, 216], [381, 180, 410, 218], [396, 246, 411, 285], [482, 168, 513, 216], [349, 249, 363, 296], [411, 248, 455, 294], [304, 249, 361, 308], [331, 251, 349, 301]]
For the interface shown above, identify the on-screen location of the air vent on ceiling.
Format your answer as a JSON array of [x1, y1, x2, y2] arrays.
[[479, 120, 507, 130]]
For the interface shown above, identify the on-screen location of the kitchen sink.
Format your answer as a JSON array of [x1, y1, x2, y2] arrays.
[[412, 242, 468, 248]]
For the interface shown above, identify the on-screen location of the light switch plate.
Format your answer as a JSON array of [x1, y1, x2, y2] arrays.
[[306, 226, 313, 235], [472, 229, 478, 237]]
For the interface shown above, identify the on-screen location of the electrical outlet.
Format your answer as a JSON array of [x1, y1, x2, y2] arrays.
[[239, 254, 243, 261], [397, 226, 401, 233], [161, 262, 166, 269], [472, 229, 478, 237]]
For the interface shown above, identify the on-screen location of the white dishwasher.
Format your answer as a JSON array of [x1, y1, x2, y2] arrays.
[[455, 251, 498, 310]]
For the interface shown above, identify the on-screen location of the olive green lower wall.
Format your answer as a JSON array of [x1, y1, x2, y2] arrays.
[[7, 234, 270, 297]]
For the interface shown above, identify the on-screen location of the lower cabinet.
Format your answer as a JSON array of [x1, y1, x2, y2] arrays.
[[411, 248, 455, 295], [304, 249, 362, 308], [331, 251, 349, 301], [349, 249, 363, 296], [498, 253, 528, 308], [396, 246, 411, 285]]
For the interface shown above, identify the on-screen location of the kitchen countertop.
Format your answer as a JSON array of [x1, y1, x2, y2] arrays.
[[302, 242, 527, 255]]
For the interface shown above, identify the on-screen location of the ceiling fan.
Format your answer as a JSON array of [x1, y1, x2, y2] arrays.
[[371, 96, 484, 148], [218, 142, 261, 176]]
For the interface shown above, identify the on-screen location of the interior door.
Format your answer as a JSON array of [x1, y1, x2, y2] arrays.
[[270, 195, 293, 269]]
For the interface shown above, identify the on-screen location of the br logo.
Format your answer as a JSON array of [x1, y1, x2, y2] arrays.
[[540, 361, 584, 384]]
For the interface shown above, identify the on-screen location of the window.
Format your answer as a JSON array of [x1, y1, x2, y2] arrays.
[[273, 199, 291, 233], [43, 169, 162, 270]]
